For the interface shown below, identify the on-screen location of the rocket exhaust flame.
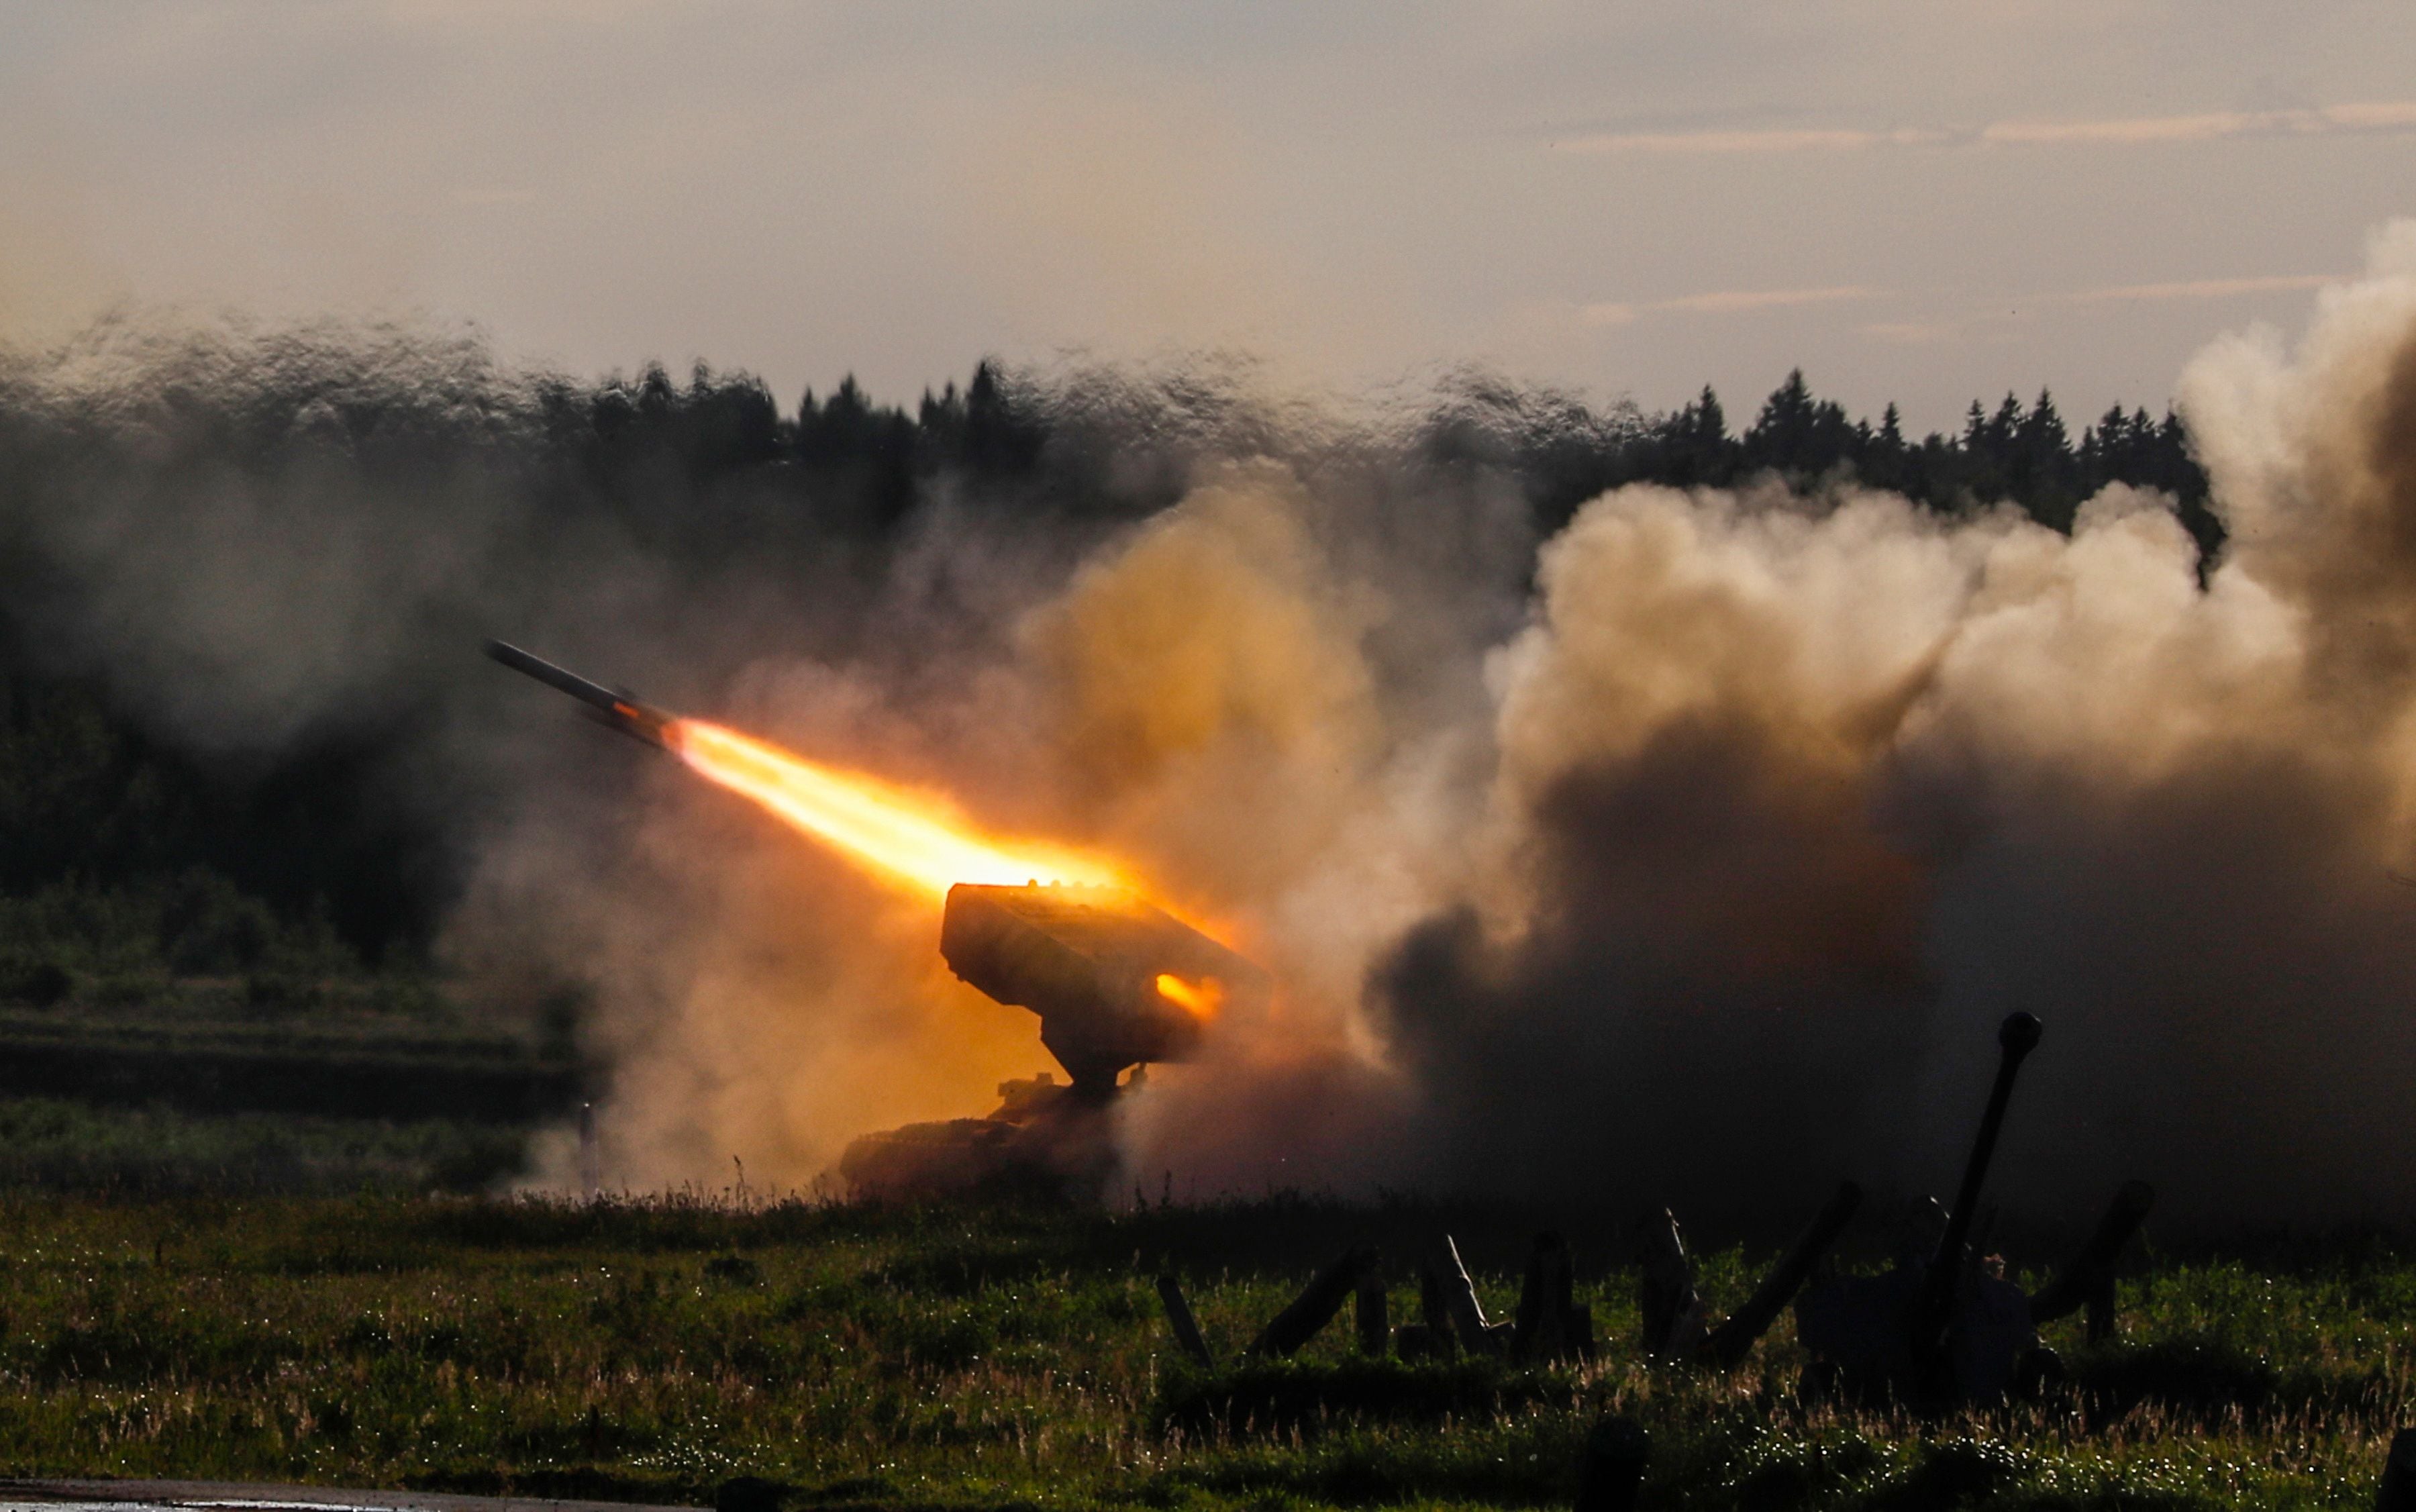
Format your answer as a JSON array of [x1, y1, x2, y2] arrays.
[[1154, 972, 1222, 1019], [666, 718, 1131, 901], [485, 640, 1152, 905], [490, 638, 1272, 1195]]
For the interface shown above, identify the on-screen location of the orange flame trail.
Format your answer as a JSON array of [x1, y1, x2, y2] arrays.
[[666, 718, 1131, 901], [1154, 973, 1223, 1019]]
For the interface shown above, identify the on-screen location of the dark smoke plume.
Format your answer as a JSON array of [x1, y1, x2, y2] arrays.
[[1291, 226, 2416, 1231], [4, 228, 2415, 1227]]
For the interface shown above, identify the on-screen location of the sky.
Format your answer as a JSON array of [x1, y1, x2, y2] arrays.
[[2, 1, 2411, 432]]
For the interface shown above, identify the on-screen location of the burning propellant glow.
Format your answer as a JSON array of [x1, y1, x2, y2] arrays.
[[480, 642, 1233, 942], [668, 718, 1132, 901], [1154, 973, 1223, 1019]]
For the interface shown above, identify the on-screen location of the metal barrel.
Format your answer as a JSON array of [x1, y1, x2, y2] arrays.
[[1933, 1013, 2043, 1277], [1915, 1011, 2042, 1389]]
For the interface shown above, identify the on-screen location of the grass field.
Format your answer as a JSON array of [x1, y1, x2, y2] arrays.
[[0, 1191, 2407, 1512], [0, 967, 573, 1194]]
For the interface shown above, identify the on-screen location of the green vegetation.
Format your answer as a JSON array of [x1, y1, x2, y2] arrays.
[[0, 958, 572, 1194], [0, 1101, 526, 1197], [0, 342, 2215, 990], [0, 328, 2328, 1507], [0, 1193, 2406, 1511]]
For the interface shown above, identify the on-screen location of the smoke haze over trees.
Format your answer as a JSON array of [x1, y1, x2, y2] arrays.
[[18, 264, 2406, 1230], [0, 334, 2211, 980]]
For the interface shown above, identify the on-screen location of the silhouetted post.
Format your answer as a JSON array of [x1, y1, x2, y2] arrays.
[[1355, 1264, 1390, 1356], [1639, 1209, 1705, 1360], [2377, 1428, 2416, 1512], [1249, 1246, 1376, 1358], [578, 1101, 600, 1197], [1573, 1415, 1650, 1512], [1704, 1180, 1863, 1368], [1513, 1232, 1577, 1362], [1417, 1260, 1458, 1360], [2030, 1180, 2155, 1342], [1156, 1274, 1215, 1368], [1427, 1235, 1499, 1356]]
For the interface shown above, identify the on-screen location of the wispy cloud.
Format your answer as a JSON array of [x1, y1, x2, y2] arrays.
[[2064, 274, 2336, 303], [1552, 101, 2416, 156], [1581, 285, 1880, 325], [1559, 127, 1946, 156], [1591, 272, 2335, 334], [1852, 272, 2341, 346]]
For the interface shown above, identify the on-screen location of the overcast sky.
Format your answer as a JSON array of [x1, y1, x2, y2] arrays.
[[3, 1, 2411, 432]]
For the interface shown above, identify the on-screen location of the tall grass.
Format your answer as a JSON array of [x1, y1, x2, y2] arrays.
[[0, 1099, 525, 1195], [0, 1193, 2407, 1509]]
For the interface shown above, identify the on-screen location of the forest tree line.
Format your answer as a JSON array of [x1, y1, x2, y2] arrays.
[[0, 342, 2216, 993]]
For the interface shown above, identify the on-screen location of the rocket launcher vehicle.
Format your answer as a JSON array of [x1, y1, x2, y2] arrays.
[[484, 640, 1273, 1197], [843, 885, 1270, 1199], [942, 882, 1270, 1095]]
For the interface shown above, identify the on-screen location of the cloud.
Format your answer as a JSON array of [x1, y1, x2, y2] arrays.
[[2067, 274, 2337, 303], [1985, 102, 2416, 146], [1553, 101, 2416, 156], [1587, 272, 2341, 346], [1581, 286, 1882, 326], [1554, 127, 1947, 156], [1856, 275, 2342, 346]]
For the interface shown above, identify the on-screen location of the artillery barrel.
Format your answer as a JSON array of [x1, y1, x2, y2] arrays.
[[1930, 1015, 2040, 1280], [1915, 1012, 2042, 1380]]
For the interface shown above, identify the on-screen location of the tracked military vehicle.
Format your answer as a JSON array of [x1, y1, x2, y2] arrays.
[[840, 882, 1268, 1199]]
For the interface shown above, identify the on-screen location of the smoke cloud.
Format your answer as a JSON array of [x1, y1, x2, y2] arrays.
[[1131, 221, 2416, 1228], [9, 225, 2416, 1228]]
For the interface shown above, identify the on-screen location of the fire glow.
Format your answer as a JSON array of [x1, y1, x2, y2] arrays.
[[1154, 973, 1222, 1019], [667, 717, 1134, 901]]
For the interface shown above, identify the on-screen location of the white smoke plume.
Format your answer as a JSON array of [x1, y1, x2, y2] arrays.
[[1117, 221, 2416, 1228], [10, 227, 2416, 1231]]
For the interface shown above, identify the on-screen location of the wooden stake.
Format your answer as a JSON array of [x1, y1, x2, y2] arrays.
[[1156, 1274, 1215, 1368], [2031, 1180, 2154, 1336], [1427, 1235, 1499, 1356], [1248, 1246, 1376, 1358], [1354, 1264, 1389, 1356], [1513, 1232, 1576, 1362], [1638, 1209, 1706, 1360], [1703, 1180, 1863, 1368], [1417, 1262, 1458, 1361]]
